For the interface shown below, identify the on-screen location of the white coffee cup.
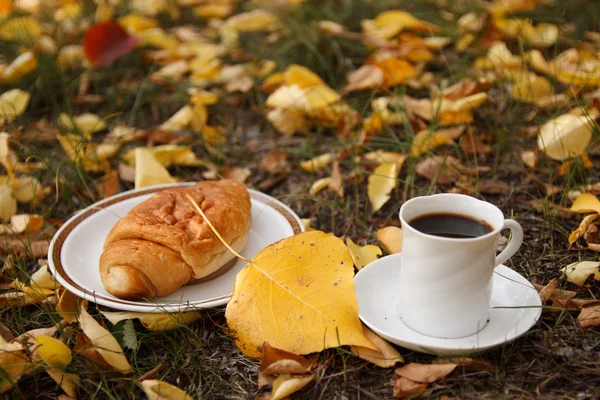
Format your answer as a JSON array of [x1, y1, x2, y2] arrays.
[[398, 193, 524, 339]]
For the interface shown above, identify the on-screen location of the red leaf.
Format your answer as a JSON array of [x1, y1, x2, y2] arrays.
[[83, 21, 139, 67]]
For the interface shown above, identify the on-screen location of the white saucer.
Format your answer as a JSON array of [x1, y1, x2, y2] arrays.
[[354, 253, 542, 356], [48, 182, 304, 313]]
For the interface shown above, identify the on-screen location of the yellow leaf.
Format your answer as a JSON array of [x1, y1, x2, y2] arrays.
[[138, 28, 179, 51], [160, 105, 192, 131], [520, 150, 538, 169], [304, 86, 340, 111], [0, 16, 42, 42], [488, 0, 538, 17], [57, 134, 108, 173], [13, 176, 44, 203], [345, 238, 382, 270], [224, 9, 278, 32], [368, 162, 400, 213], [0, 0, 13, 18], [283, 64, 324, 88], [134, 147, 177, 189], [33, 336, 72, 367], [0, 51, 37, 83], [57, 289, 81, 323], [30, 263, 57, 290], [58, 113, 106, 138], [351, 325, 403, 367], [195, 4, 233, 19], [410, 126, 465, 157], [0, 89, 30, 122], [0, 184, 16, 221], [373, 58, 415, 88], [363, 10, 439, 39], [342, 65, 384, 94], [77, 306, 132, 374], [265, 85, 308, 111], [123, 145, 202, 167], [225, 231, 375, 358], [308, 177, 332, 196], [423, 36, 452, 50], [0, 336, 28, 394], [46, 370, 79, 399], [140, 379, 194, 400], [537, 111, 596, 160], [570, 193, 600, 214], [494, 18, 558, 47], [0, 132, 15, 177], [299, 153, 332, 172], [363, 151, 407, 166], [10, 213, 43, 233], [100, 310, 201, 332], [270, 374, 315, 400], [510, 74, 553, 103], [11, 279, 54, 300], [376, 226, 403, 254], [267, 108, 310, 136], [568, 214, 598, 245], [561, 261, 600, 287], [118, 14, 159, 34]]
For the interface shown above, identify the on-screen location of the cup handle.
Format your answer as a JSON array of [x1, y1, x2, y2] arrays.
[[495, 219, 524, 267]]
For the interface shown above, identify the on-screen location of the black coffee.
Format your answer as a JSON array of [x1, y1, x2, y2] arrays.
[[408, 213, 493, 238]]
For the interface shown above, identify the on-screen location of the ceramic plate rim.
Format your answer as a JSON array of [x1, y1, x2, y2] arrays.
[[48, 182, 304, 312], [354, 253, 542, 355]]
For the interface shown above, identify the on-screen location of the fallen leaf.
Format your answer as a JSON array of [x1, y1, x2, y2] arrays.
[[0, 51, 38, 83], [283, 64, 324, 88], [0, 184, 17, 221], [478, 179, 509, 195], [72, 333, 114, 371], [259, 342, 312, 376], [270, 374, 314, 400], [300, 153, 332, 172], [363, 10, 440, 40], [46, 370, 80, 399], [393, 376, 428, 398], [345, 238, 382, 270], [569, 214, 598, 245], [96, 170, 120, 199], [368, 162, 400, 212], [10, 214, 43, 233], [351, 325, 403, 367], [260, 150, 290, 175], [578, 305, 600, 328], [0, 336, 29, 394], [57, 113, 106, 138], [14, 176, 45, 203], [376, 226, 403, 254], [520, 150, 538, 169], [495, 18, 558, 47], [77, 307, 133, 374], [30, 263, 57, 290], [220, 167, 251, 184], [223, 9, 278, 32], [0, 16, 42, 42], [328, 159, 343, 198], [140, 379, 194, 400], [33, 336, 72, 367], [411, 126, 465, 157], [266, 108, 310, 136], [372, 58, 415, 88], [83, 20, 140, 67], [118, 14, 159, 34], [134, 147, 177, 189], [395, 363, 457, 383], [309, 177, 332, 196], [225, 231, 375, 358], [537, 111, 597, 161], [561, 261, 600, 287], [0, 89, 30, 122], [57, 289, 81, 323], [342, 65, 384, 94], [100, 310, 201, 332], [570, 193, 600, 214], [415, 155, 464, 184]]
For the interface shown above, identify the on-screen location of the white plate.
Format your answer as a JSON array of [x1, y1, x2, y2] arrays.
[[48, 183, 304, 312], [354, 253, 542, 356]]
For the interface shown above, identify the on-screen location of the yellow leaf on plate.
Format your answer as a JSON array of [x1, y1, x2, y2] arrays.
[[134, 147, 177, 189], [376, 226, 403, 254], [33, 336, 72, 367], [570, 193, 600, 214], [140, 379, 194, 400], [225, 231, 375, 358], [100, 310, 201, 332], [537, 111, 596, 160], [270, 374, 314, 400], [410, 126, 465, 157], [0, 184, 16, 221], [368, 162, 400, 213], [77, 307, 132, 374], [299, 153, 332, 172], [561, 261, 600, 287], [351, 325, 403, 367], [58, 113, 106, 138], [0, 51, 38, 83], [345, 238, 381, 270], [0, 16, 42, 42], [283, 64, 324, 88], [0, 89, 30, 122]]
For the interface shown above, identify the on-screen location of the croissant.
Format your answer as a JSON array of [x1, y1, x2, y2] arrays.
[[99, 180, 252, 300]]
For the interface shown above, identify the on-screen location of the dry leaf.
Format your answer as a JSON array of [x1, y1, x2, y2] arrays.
[[328, 159, 343, 198], [578, 305, 600, 328], [368, 162, 400, 212], [345, 238, 382, 270], [77, 307, 133, 374], [14, 176, 45, 203], [0, 16, 42, 42], [300, 153, 332, 172], [46, 370, 79, 399], [100, 310, 201, 332], [351, 325, 403, 367], [140, 379, 194, 400], [259, 342, 312, 376], [478, 179, 509, 195], [495, 18, 558, 47], [415, 155, 464, 184], [520, 150, 538, 169], [73, 333, 114, 371], [0, 335, 29, 394], [393, 377, 428, 398], [570, 193, 600, 214], [266, 108, 310, 136], [30, 263, 57, 290], [411, 126, 465, 157], [270, 374, 314, 400], [342, 65, 384, 94], [283, 64, 324, 88], [96, 170, 120, 199], [376, 226, 403, 254], [0, 89, 30, 122], [83, 21, 139, 67], [134, 147, 177, 189], [260, 150, 289, 175], [372, 58, 415, 88], [561, 261, 600, 287], [569, 214, 598, 245], [309, 178, 332, 196], [10, 214, 43, 233], [363, 10, 440, 40], [225, 231, 375, 358], [537, 111, 597, 161], [58, 113, 106, 138], [0, 51, 38, 83], [395, 363, 457, 383]]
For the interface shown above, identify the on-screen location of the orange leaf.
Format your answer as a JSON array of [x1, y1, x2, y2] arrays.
[[578, 305, 600, 328], [395, 363, 457, 383], [259, 342, 312, 376], [373, 58, 415, 88], [83, 21, 139, 67], [393, 377, 428, 398]]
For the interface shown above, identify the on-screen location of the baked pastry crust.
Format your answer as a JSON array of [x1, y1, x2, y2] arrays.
[[99, 180, 252, 300]]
